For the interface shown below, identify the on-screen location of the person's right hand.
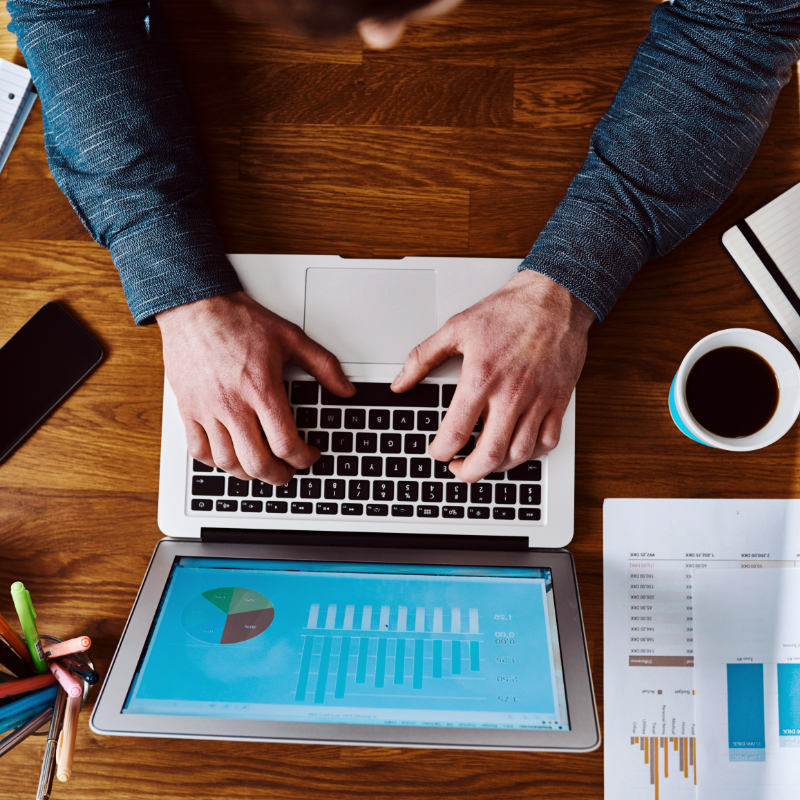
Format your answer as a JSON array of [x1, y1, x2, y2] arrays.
[[156, 291, 354, 484]]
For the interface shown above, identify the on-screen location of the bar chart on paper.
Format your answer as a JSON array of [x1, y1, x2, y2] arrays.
[[295, 602, 482, 703]]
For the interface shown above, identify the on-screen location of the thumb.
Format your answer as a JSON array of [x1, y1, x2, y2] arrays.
[[291, 333, 354, 397], [392, 326, 457, 392]]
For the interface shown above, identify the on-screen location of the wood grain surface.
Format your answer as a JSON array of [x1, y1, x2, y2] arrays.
[[1, 0, 800, 797]]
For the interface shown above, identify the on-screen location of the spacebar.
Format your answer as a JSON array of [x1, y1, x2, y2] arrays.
[[321, 382, 439, 407]]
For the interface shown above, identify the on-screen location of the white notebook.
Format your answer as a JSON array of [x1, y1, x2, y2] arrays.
[[0, 58, 36, 174], [722, 182, 800, 352]]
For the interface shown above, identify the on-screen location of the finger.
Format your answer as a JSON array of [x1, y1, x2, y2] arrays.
[[185, 419, 213, 467], [449, 400, 520, 483], [498, 404, 546, 472], [532, 406, 566, 457], [291, 332, 354, 398], [226, 411, 295, 484], [255, 391, 320, 472], [204, 418, 250, 480], [428, 374, 484, 462], [392, 326, 458, 393]]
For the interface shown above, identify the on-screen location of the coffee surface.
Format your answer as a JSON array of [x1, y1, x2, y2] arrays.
[[685, 346, 778, 438]]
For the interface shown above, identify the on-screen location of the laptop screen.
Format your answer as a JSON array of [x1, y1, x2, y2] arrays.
[[123, 557, 569, 731]]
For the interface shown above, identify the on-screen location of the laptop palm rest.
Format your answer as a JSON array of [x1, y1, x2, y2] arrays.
[[303, 268, 438, 365]]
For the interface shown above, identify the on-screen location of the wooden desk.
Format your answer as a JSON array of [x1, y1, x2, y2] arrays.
[[1, 1, 799, 797]]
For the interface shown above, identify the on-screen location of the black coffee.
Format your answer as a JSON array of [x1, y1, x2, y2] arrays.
[[685, 346, 778, 438]]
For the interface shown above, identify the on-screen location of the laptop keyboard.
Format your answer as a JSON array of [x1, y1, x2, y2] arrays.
[[188, 380, 544, 525]]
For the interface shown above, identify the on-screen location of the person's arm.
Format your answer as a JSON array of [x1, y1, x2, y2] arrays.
[[8, 0, 353, 483], [395, 0, 800, 482]]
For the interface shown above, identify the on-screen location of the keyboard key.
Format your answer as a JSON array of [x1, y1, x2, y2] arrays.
[[356, 432, 377, 453], [493, 508, 515, 520], [366, 503, 389, 516], [192, 476, 225, 496], [404, 434, 426, 454], [494, 484, 517, 505], [393, 410, 414, 430], [410, 458, 431, 478], [380, 433, 401, 453], [442, 384, 457, 406], [291, 502, 313, 514], [191, 499, 213, 511], [468, 507, 490, 519], [337, 456, 359, 476], [421, 482, 443, 503], [373, 481, 394, 501], [434, 461, 454, 479], [391, 504, 413, 517], [216, 499, 238, 512], [362, 457, 382, 477], [470, 483, 492, 503], [369, 409, 390, 430], [397, 481, 418, 502], [342, 503, 363, 515], [311, 455, 334, 476], [332, 432, 353, 452], [266, 501, 288, 513], [324, 479, 345, 499], [228, 477, 250, 497], [519, 508, 542, 521], [241, 500, 263, 512], [446, 483, 468, 503], [307, 431, 329, 451], [457, 436, 477, 456], [252, 480, 273, 498], [520, 484, 542, 505], [442, 506, 465, 518], [316, 502, 338, 515], [276, 479, 298, 498], [508, 460, 542, 481], [417, 410, 438, 431], [300, 478, 322, 499], [417, 505, 440, 518], [344, 408, 366, 429], [295, 407, 318, 428], [192, 459, 213, 472], [348, 480, 370, 500], [485, 472, 505, 481], [323, 382, 438, 407], [386, 458, 407, 478], [320, 408, 342, 429], [291, 381, 319, 405]]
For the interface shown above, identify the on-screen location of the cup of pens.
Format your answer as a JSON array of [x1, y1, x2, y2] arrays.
[[1, 581, 99, 799]]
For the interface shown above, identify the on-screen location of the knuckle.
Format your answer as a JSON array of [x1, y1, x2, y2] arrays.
[[540, 427, 561, 452]]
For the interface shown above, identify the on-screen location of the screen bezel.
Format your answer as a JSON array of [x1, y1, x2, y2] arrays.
[[91, 539, 599, 751]]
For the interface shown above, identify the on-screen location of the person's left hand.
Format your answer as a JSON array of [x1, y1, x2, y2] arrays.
[[390, 269, 595, 482]]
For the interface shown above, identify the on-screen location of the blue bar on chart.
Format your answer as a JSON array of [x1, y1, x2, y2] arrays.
[[726, 663, 766, 762], [777, 663, 800, 747], [335, 637, 351, 699]]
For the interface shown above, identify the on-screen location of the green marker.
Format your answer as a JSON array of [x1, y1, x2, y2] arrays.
[[10, 582, 47, 673]]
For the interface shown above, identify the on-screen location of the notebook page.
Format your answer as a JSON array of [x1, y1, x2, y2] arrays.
[[0, 58, 35, 173]]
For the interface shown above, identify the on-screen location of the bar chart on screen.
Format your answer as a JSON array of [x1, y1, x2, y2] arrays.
[[295, 602, 483, 703]]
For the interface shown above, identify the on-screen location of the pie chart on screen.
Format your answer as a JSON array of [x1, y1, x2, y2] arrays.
[[182, 587, 275, 644]]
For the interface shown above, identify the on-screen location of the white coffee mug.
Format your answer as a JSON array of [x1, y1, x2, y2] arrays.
[[669, 328, 800, 451]]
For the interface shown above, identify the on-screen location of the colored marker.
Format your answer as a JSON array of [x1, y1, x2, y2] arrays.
[[47, 660, 82, 698], [44, 636, 91, 660], [61, 659, 98, 686], [0, 673, 56, 699], [10, 582, 47, 673], [0, 685, 58, 732], [0, 610, 34, 665], [56, 693, 81, 782], [0, 705, 53, 757]]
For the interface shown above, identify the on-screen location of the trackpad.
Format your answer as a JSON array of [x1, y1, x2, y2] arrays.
[[303, 268, 438, 364]]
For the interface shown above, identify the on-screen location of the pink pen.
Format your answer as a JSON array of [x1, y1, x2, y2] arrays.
[[44, 636, 91, 660], [48, 659, 83, 698]]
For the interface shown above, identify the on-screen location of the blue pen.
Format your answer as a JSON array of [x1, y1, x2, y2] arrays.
[[0, 685, 57, 731]]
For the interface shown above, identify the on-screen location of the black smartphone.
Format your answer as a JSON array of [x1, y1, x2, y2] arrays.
[[0, 302, 103, 463]]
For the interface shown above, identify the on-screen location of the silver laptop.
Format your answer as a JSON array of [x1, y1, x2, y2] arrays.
[[158, 255, 575, 548]]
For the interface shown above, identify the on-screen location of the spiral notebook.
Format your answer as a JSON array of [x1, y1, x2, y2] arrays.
[[722, 182, 800, 353], [0, 58, 36, 174]]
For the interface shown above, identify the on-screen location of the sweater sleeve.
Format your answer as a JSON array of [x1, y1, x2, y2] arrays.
[[519, 0, 800, 320], [7, 0, 242, 324]]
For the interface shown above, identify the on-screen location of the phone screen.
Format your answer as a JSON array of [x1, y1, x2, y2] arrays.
[[0, 302, 103, 462]]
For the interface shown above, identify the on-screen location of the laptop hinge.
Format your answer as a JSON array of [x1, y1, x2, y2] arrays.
[[200, 528, 530, 551]]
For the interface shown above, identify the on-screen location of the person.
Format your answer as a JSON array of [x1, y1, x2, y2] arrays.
[[7, 0, 800, 486]]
